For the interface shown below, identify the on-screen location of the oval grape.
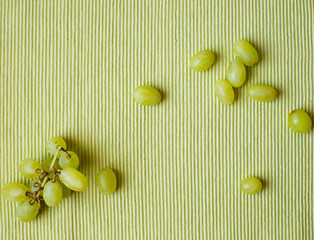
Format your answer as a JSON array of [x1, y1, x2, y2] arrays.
[[247, 85, 277, 102], [240, 177, 262, 194], [59, 167, 88, 191], [16, 198, 39, 222], [133, 86, 162, 106], [214, 79, 235, 105], [96, 168, 117, 195], [46, 137, 67, 155], [288, 109, 312, 133], [59, 151, 80, 169], [233, 40, 259, 66], [190, 50, 215, 71], [227, 59, 246, 87], [43, 181, 63, 207], [2, 183, 29, 202], [18, 159, 42, 178]]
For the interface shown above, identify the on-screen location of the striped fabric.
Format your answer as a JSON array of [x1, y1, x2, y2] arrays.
[[0, 1, 313, 239]]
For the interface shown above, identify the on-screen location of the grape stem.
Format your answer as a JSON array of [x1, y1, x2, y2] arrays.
[[60, 147, 71, 158], [49, 145, 62, 170], [35, 146, 62, 199]]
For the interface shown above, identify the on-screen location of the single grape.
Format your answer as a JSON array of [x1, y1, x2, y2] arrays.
[[43, 181, 63, 207], [1, 183, 29, 202], [18, 159, 42, 178], [233, 40, 259, 66], [59, 167, 88, 191], [46, 137, 67, 155], [214, 79, 235, 105], [247, 85, 277, 102], [96, 168, 117, 195], [240, 177, 262, 194], [227, 59, 246, 87], [16, 198, 39, 222], [59, 151, 80, 169], [190, 50, 215, 71], [288, 109, 312, 133], [133, 86, 162, 106]]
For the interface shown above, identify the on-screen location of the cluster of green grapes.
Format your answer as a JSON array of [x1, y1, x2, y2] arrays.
[[1, 137, 88, 222]]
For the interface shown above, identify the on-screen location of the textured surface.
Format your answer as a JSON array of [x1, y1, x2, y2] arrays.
[[0, 0, 313, 239]]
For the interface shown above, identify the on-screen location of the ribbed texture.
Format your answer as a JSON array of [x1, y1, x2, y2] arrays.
[[0, 0, 313, 239]]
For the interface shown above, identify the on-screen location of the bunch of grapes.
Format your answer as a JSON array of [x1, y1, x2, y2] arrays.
[[1, 137, 88, 222]]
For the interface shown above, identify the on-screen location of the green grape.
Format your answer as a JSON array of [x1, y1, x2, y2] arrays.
[[59, 151, 80, 169], [233, 40, 259, 66], [18, 159, 42, 178], [42, 158, 60, 178], [214, 79, 235, 105], [227, 59, 246, 87], [133, 86, 162, 106], [288, 109, 312, 133], [42, 158, 60, 171], [54, 177, 72, 198], [240, 177, 262, 194], [59, 167, 88, 191], [46, 137, 67, 155], [43, 181, 63, 207], [190, 50, 215, 71], [1, 183, 29, 202], [96, 168, 117, 195], [247, 85, 277, 102], [61, 183, 72, 199], [29, 180, 43, 196], [16, 198, 39, 222]]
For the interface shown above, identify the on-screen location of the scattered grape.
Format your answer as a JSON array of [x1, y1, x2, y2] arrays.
[[59, 151, 79, 169], [133, 86, 162, 106], [233, 40, 259, 66], [18, 159, 42, 178], [59, 167, 88, 191], [96, 168, 117, 195], [190, 50, 215, 71], [16, 198, 39, 222], [227, 59, 246, 87], [214, 79, 235, 105], [43, 181, 63, 207], [247, 85, 277, 102], [240, 177, 262, 194], [288, 109, 312, 133], [46, 137, 67, 155], [1, 183, 29, 202]]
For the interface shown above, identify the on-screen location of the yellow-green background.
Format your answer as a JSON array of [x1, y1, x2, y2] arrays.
[[0, 0, 313, 239]]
